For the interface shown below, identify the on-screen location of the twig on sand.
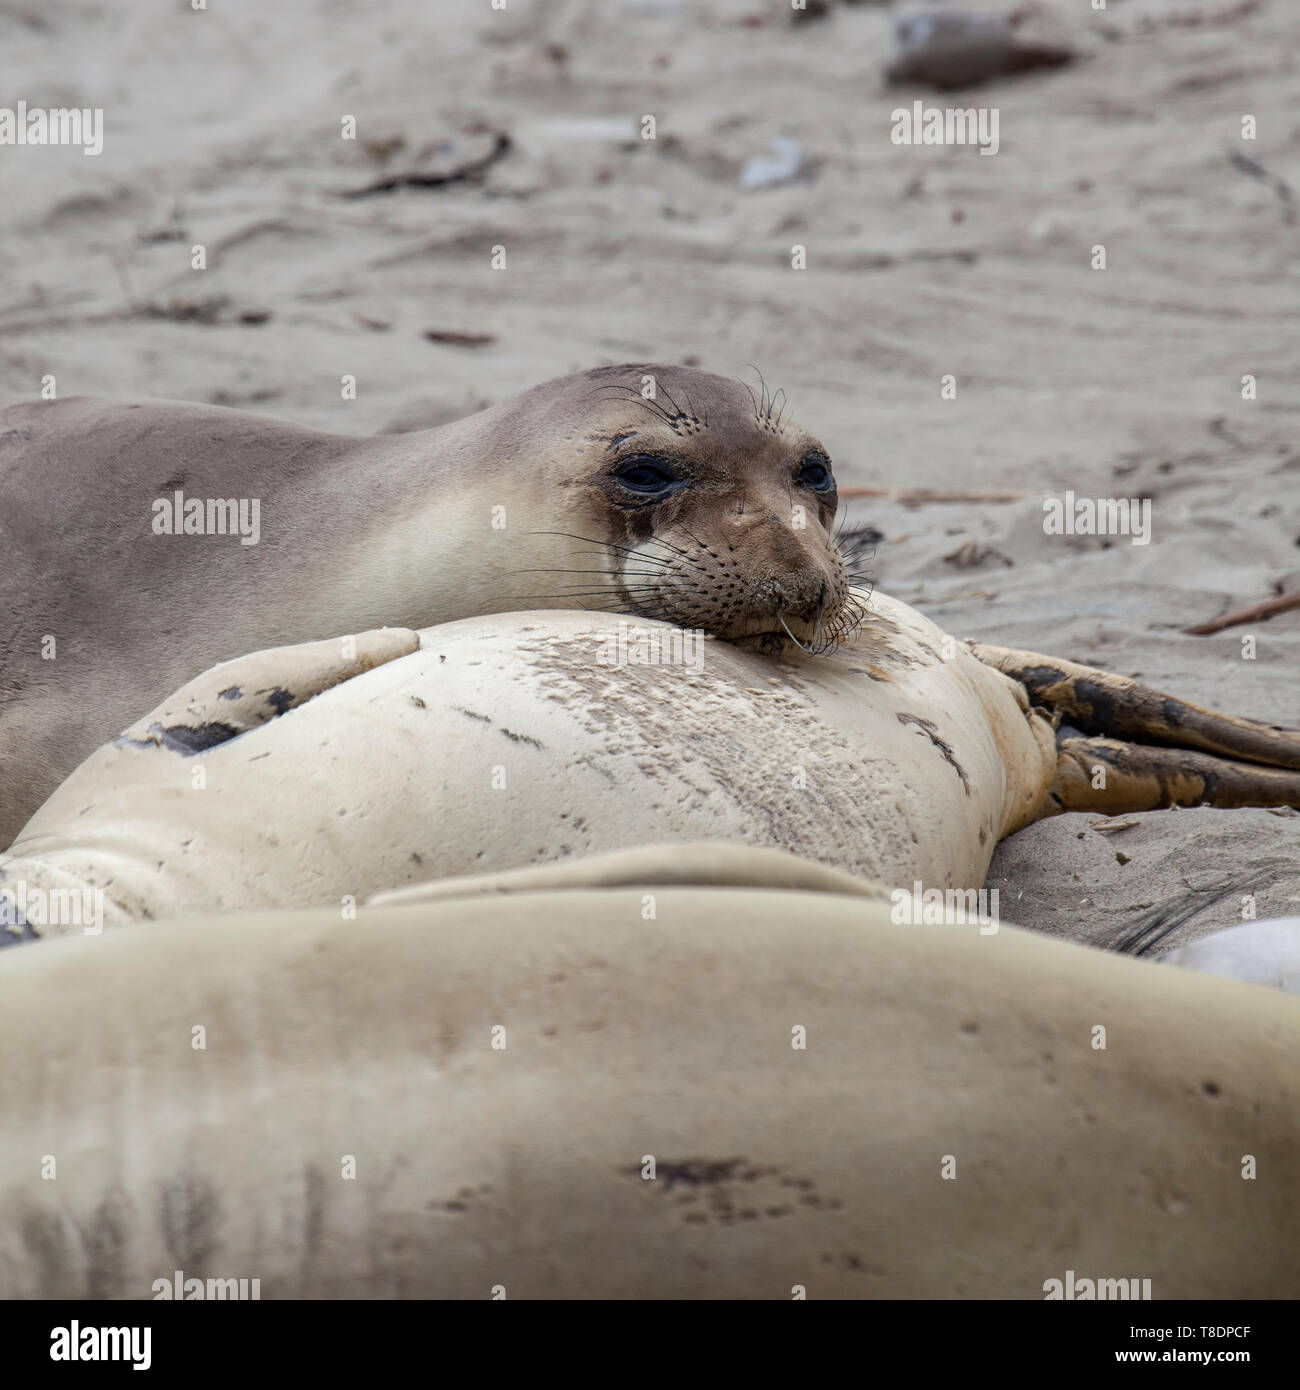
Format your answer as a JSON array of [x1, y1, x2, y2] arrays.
[[1184, 590, 1300, 636], [1227, 149, 1294, 208], [423, 330, 496, 348], [109, 253, 143, 313], [340, 131, 511, 198], [839, 486, 1037, 507], [1137, 0, 1262, 32]]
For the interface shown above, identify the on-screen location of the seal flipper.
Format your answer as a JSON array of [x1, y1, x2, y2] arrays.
[[967, 642, 1300, 769], [965, 642, 1300, 816], [112, 627, 421, 757], [1048, 735, 1300, 816]]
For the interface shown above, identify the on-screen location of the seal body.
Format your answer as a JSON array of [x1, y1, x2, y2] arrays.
[[0, 365, 858, 843], [0, 597, 1055, 926], [2, 866, 1296, 1298]]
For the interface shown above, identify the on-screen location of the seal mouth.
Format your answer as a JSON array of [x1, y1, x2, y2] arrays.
[[721, 577, 874, 657], [514, 530, 873, 657], [777, 606, 823, 654], [730, 629, 805, 658], [724, 605, 848, 657]]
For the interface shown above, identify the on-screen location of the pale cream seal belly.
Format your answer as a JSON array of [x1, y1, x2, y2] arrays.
[[9, 593, 1300, 938], [0, 849, 1295, 1298], [0, 596, 1053, 929]]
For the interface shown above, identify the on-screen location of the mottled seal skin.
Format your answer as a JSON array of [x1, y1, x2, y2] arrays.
[[1, 858, 1296, 1298], [0, 598, 1054, 930], [0, 364, 862, 845], [971, 642, 1300, 816], [11, 599, 1299, 938]]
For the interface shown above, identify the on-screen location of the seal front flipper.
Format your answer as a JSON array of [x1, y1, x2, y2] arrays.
[[0, 627, 422, 931], [112, 627, 420, 757], [966, 642, 1300, 815], [1048, 735, 1300, 816]]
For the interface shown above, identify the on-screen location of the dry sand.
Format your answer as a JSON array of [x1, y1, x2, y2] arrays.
[[2, 0, 1297, 948]]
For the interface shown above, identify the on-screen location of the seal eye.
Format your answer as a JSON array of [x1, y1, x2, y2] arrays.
[[613, 455, 679, 495], [797, 452, 834, 493]]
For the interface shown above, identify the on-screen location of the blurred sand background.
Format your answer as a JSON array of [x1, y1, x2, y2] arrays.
[[1, 0, 1297, 948]]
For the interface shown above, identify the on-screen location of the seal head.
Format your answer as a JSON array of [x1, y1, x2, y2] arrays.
[[514, 364, 867, 654]]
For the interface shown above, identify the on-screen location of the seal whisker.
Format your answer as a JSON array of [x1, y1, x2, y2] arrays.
[[810, 588, 829, 649], [521, 584, 670, 597], [548, 546, 671, 566], [639, 537, 704, 565], [770, 386, 788, 432], [624, 534, 695, 560], [655, 379, 688, 421], [746, 365, 769, 424], [776, 609, 817, 654], [591, 382, 680, 430], [663, 522, 712, 554], [528, 530, 693, 562], [493, 592, 669, 610], [737, 376, 761, 424], [509, 586, 671, 598], [511, 567, 669, 578]]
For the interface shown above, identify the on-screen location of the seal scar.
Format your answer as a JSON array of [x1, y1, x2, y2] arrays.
[[155, 721, 241, 754], [115, 721, 241, 755], [0, 916, 39, 948], [606, 431, 637, 450], [896, 712, 971, 795], [626, 1158, 748, 1190], [451, 706, 492, 724], [499, 726, 544, 749]]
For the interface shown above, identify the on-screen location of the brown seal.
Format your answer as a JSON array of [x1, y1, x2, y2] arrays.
[[0, 364, 867, 843]]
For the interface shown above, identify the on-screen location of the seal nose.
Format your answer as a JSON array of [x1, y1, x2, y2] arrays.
[[765, 574, 830, 622]]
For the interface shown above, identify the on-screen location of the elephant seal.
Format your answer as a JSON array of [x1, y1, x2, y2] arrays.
[[0, 364, 864, 844], [1, 848, 1297, 1298], [7, 597, 1300, 939], [0, 596, 1054, 930]]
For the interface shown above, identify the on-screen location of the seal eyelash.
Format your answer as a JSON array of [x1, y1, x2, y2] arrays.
[[742, 366, 790, 435], [591, 383, 707, 436]]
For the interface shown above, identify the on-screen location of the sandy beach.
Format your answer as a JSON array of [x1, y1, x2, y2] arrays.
[[3, 0, 1298, 945]]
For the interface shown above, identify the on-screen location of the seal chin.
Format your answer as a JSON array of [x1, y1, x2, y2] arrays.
[[722, 587, 870, 657], [730, 629, 804, 658], [616, 588, 866, 657], [612, 553, 861, 655]]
